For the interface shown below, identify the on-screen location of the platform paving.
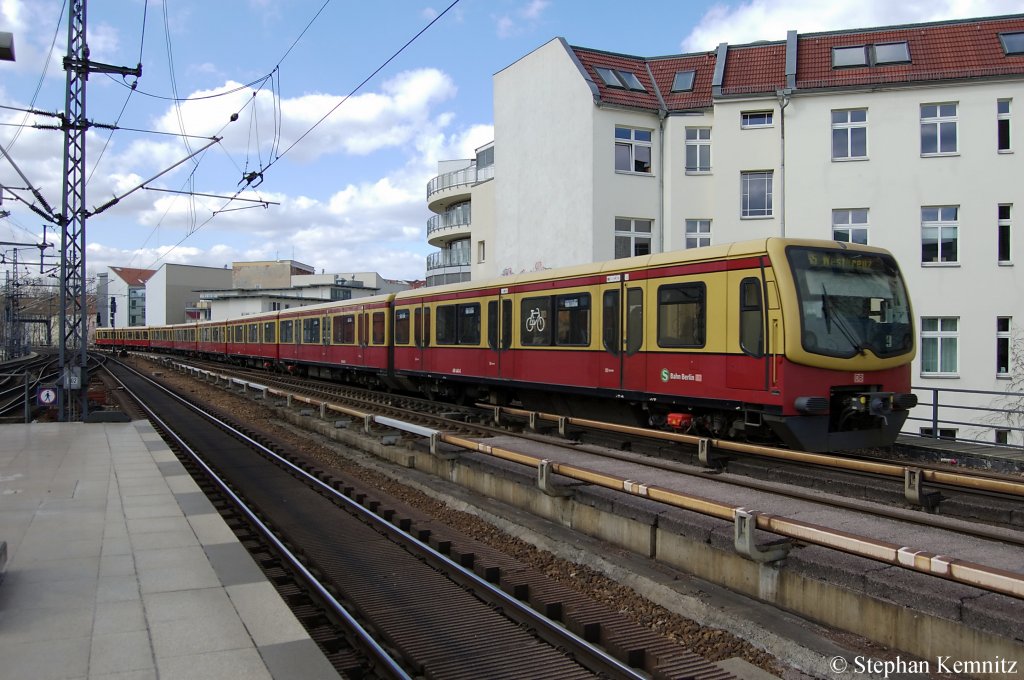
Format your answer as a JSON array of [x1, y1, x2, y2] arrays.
[[0, 420, 340, 680]]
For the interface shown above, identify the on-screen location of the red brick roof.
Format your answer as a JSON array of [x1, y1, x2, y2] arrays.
[[109, 267, 156, 287], [797, 15, 1024, 90], [566, 14, 1024, 113]]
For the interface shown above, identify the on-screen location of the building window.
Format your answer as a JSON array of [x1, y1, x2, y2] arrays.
[[997, 317, 1011, 376], [999, 204, 1012, 264], [478, 240, 486, 263], [615, 218, 653, 258], [999, 31, 1024, 56], [596, 66, 645, 91], [832, 45, 867, 68], [921, 206, 958, 264], [614, 126, 652, 173], [672, 70, 696, 92], [685, 127, 711, 172], [998, 99, 1011, 152], [921, 103, 958, 155], [831, 109, 867, 160], [685, 219, 711, 248], [921, 317, 958, 376], [873, 41, 910, 65], [832, 208, 868, 244], [995, 429, 1010, 445], [741, 111, 773, 128], [741, 171, 773, 218]]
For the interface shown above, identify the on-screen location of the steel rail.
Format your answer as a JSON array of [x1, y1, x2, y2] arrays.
[[151, 357, 1024, 599], [116, 359, 645, 680], [103, 363, 413, 680], [488, 405, 1024, 498]]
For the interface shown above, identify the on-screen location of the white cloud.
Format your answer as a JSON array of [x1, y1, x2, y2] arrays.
[[682, 0, 1024, 52], [495, 0, 550, 39]]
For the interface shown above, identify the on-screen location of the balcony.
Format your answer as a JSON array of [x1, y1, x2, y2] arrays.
[[426, 249, 471, 270], [427, 164, 478, 213], [427, 203, 472, 247]]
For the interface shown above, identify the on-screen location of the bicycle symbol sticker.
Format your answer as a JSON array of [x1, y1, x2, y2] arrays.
[[525, 308, 546, 332]]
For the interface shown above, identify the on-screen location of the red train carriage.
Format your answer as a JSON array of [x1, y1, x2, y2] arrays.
[[196, 319, 228, 357], [395, 238, 915, 452], [224, 311, 279, 366], [278, 295, 393, 384]]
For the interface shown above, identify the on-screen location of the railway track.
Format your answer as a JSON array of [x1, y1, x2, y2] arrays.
[[149, 353, 1024, 531], [103, 356, 741, 680]]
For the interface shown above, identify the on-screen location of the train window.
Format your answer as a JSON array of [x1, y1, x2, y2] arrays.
[[372, 312, 385, 344], [395, 310, 410, 345], [626, 287, 643, 354], [414, 307, 432, 348], [234, 325, 244, 343], [555, 293, 590, 346], [521, 296, 552, 346], [303, 318, 321, 344], [739, 278, 764, 357], [189, 329, 195, 342], [458, 304, 481, 345], [334, 315, 356, 344], [248, 324, 259, 343], [263, 322, 276, 343], [603, 290, 620, 354], [487, 300, 513, 350], [280, 320, 294, 343], [657, 283, 706, 348], [436, 306, 457, 344]]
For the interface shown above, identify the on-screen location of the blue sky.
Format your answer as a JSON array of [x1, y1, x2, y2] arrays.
[[1, 0, 1019, 282]]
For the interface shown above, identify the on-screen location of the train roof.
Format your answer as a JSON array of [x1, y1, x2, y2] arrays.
[[395, 237, 896, 302]]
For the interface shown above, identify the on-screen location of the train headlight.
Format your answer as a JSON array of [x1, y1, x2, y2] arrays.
[[795, 396, 828, 415]]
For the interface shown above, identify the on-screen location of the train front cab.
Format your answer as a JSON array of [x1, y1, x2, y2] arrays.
[[766, 239, 917, 451]]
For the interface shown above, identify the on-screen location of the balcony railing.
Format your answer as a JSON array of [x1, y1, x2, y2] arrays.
[[427, 204, 472, 236], [426, 250, 471, 271], [427, 164, 478, 199]]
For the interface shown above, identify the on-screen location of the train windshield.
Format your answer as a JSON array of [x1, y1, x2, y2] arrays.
[[787, 246, 913, 359]]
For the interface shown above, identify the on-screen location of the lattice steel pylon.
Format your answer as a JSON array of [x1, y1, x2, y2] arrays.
[[59, 0, 140, 420]]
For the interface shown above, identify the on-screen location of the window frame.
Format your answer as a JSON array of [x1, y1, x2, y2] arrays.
[[741, 171, 774, 218], [671, 70, 696, 92], [614, 217, 653, 259], [832, 208, 869, 245], [921, 206, 959, 265], [999, 31, 1024, 56], [684, 219, 711, 249], [831, 108, 867, 160], [920, 316, 959, 377], [998, 98, 1011, 152], [997, 316, 1012, 377], [684, 126, 711, 173], [740, 111, 774, 129], [554, 293, 591, 347], [920, 102, 958, 156], [614, 126, 653, 174], [998, 204, 1012, 265], [656, 282, 707, 349]]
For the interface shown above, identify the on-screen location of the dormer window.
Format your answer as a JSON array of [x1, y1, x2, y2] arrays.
[[672, 70, 696, 92], [832, 41, 910, 68], [595, 66, 646, 91], [832, 45, 868, 68], [1001, 31, 1024, 55], [873, 41, 910, 64]]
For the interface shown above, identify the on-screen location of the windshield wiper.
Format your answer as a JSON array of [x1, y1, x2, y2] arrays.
[[821, 284, 865, 354]]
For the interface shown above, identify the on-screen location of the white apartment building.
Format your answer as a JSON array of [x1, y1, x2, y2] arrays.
[[426, 15, 1024, 444]]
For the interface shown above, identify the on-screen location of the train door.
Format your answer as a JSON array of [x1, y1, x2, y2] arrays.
[[599, 275, 646, 392], [414, 303, 431, 373], [321, 315, 332, 363], [726, 270, 770, 392], [357, 307, 369, 366], [487, 289, 512, 378]]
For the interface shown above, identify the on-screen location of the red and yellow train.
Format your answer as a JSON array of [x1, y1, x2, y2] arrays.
[[95, 238, 917, 452]]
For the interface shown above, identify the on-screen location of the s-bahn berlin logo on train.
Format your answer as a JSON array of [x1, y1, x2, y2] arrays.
[[660, 369, 702, 383]]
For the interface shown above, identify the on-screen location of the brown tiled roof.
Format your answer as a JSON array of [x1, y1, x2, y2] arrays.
[[572, 47, 663, 111], [721, 42, 787, 95], [564, 15, 1024, 113], [648, 53, 716, 110], [797, 15, 1024, 90], [110, 267, 156, 287]]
